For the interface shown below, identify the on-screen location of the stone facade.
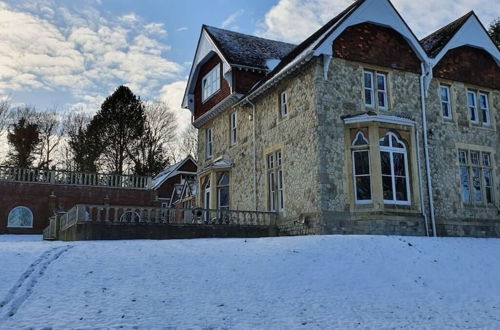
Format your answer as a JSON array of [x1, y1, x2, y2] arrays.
[[187, 2, 499, 237]]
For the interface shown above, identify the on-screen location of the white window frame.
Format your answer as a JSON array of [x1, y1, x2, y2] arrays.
[[459, 149, 494, 204], [202, 64, 221, 102], [280, 91, 288, 118], [478, 92, 491, 126], [7, 206, 34, 228], [230, 111, 237, 145], [267, 150, 284, 211], [376, 73, 388, 110], [467, 90, 479, 124], [439, 85, 452, 119], [364, 71, 374, 107], [379, 132, 411, 206], [206, 127, 213, 159]]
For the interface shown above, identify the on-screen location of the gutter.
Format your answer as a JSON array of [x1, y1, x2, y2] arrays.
[[419, 62, 437, 237], [245, 97, 258, 211], [415, 128, 430, 236]]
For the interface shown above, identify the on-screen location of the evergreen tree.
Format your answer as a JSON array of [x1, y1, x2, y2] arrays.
[[488, 18, 500, 47], [5, 117, 41, 168], [90, 86, 145, 175]]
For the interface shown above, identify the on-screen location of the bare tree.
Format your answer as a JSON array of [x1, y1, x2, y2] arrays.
[[178, 124, 198, 161], [0, 98, 10, 135], [36, 110, 63, 169], [127, 101, 177, 175], [59, 111, 94, 172]]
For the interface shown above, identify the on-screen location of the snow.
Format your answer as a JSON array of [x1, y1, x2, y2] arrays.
[[0, 235, 499, 328]]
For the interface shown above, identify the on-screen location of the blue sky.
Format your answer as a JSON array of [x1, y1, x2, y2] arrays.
[[0, 0, 497, 131]]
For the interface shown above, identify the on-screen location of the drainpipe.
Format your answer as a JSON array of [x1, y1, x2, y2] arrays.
[[419, 63, 437, 237], [245, 97, 258, 211], [415, 129, 429, 236]]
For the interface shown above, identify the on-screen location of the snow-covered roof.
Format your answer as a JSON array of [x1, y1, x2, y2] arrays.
[[198, 159, 233, 176], [151, 156, 197, 190], [204, 25, 296, 70]]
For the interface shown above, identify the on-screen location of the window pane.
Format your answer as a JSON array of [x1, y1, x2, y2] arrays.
[[356, 176, 371, 201], [218, 187, 229, 208], [479, 94, 488, 109], [393, 152, 406, 176], [472, 168, 482, 202], [441, 103, 450, 118], [382, 176, 392, 200], [470, 152, 479, 165], [458, 151, 467, 164], [484, 169, 492, 203], [353, 132, 368, 146], [354, 151, 370, 175], [377, 74, 386, 91], [482, 153, 490, 166], [460, 167, 470, 202], [380, 151, 391, 175], [364, 72, 372, 88], [440, 86, 449, 102], [364, 90, 372, 106], [467, 92, 475, 106], [378, 91, 386, 107], [379, 135, 390, 147], [395, 177, 408, 201]]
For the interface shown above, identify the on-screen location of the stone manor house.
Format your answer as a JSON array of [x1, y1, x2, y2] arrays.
[[182, 0, 500, 237]]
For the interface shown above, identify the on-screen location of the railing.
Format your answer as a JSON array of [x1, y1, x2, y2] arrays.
[[61, 204, 277, 227], [0, 166, 151, 189]]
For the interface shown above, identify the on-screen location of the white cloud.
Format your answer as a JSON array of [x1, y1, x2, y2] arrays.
[[159, 80, 191, 134], [176, 27, 188, 32], [256, 0, 498, 43], [221, 9, 245, 30], [0, 0, 183, 113]]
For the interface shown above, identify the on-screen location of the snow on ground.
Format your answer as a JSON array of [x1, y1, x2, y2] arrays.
[[0, 235, 499, 329]]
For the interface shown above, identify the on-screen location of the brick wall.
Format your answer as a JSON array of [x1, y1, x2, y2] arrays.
[[332, 23, 421, 73], [234, 69, 265, 94], [0, 182, 157, 234], [433, 46, 500, 90]]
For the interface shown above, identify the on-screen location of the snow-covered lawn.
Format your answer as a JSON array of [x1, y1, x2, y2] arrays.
[[0, 235, 499, 329]]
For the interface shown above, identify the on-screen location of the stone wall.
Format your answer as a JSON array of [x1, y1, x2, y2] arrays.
[[425, 76, 500, 227], [197, 60, 322, 219]]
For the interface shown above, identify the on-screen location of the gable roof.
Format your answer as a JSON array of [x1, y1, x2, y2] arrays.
[[151, 155, 197, 190], [243, 0, 429, 98], [420, 12, 473, 58], [204, 25, 296, 70], [261, 0, 364, 83]]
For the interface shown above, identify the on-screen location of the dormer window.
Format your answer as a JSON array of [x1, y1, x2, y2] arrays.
[[202, 64, 221, 102]]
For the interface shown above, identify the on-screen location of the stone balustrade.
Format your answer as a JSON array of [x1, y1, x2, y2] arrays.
[[0, 166, 151, 189]]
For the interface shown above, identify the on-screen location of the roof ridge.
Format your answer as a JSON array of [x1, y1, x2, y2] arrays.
[[204, 25, 296, 47], [420, 11, 474, 57], [420, 11, 473, 43]]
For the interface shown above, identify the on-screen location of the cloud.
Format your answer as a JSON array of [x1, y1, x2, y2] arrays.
[[0, 0, 183, 113], [159, 80, 191, 134], [256, 0, 498, 43], [176, 27, 188, 32], [221, 9, 245, 30]]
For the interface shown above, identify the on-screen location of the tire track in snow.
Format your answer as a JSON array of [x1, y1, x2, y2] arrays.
[[0, 245, 73, 321]]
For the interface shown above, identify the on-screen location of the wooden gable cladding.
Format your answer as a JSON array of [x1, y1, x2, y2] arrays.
[[433, 46, 500, 90], [234, 69, 265, 94], [194, 54, 231, 120], [332, 23, 421, 73]]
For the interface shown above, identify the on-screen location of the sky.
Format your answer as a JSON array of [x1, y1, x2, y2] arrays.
[[0, 0, 497, 133]]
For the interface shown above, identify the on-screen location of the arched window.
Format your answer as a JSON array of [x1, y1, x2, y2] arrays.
[[8, 206, 33, 228], [379, 132, 410, 205], [351, 131, 371, 203], [217, 173, 229, 210]]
